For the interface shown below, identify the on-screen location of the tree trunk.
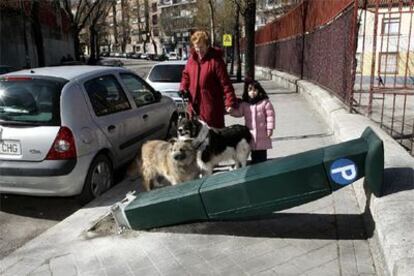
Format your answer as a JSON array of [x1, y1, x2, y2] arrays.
[[231, 3, 241, 77], [236, 8, 242, 82], [300, 0, 308, 80], [244, 0, 256, 81], [88, 25, 97, 64], [72, 26, 81, 61], [136, 0, 141, 43], [31, 0, 45, 67], [120, 0, 127, 52], [143, 0, 150, 53], [112, 1, 118, 52], [152, 38, 158, 55], [95, 31, 100, 59], [208, 0, 216, 45]]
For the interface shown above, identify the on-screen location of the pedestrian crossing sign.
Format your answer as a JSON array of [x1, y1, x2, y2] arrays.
[[223, 34, 232, 47]]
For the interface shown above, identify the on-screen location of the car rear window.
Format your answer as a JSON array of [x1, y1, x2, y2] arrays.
[[148, 64, 185, 82], [0, 77, 65, 126]]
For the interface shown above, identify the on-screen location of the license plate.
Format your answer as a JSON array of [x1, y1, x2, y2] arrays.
[[0, 140, 22, 155]]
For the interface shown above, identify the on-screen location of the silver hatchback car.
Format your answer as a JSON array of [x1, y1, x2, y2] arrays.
[[0, 66, 177, 202], [146, 61, 187, 113]]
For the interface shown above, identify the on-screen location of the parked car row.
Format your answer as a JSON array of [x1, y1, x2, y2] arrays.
[[100, 51, 187, 61], [0, 66, 178, 203]]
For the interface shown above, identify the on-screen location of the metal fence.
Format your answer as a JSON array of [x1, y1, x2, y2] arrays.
[[352, 0, 414, 155], [255, 0, 414, 156]]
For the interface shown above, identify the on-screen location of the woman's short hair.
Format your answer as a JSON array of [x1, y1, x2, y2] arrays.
[[191, 31, 209, 46]]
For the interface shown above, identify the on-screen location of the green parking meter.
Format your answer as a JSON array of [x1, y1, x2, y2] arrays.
[[112, 127, 383, 230]]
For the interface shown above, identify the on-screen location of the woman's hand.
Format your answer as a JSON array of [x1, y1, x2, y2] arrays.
[[267, 129, 273, 137], [226, 107, 233, 113]]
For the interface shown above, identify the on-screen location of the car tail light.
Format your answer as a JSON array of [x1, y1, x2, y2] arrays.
[[46, 127, 77, 160], [4, 76, 32, 81]]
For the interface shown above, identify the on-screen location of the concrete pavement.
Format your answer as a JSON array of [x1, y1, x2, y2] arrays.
[[257, 67, 414, 276], [0, 80, 385, 275]]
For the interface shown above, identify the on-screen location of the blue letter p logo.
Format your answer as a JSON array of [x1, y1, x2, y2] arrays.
[[330, 159, 358, 185]]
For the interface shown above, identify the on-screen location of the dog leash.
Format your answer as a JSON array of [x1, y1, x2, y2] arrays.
[[179, 90, 199, 120]]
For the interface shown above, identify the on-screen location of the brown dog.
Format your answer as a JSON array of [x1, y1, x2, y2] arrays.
[[140, 138, 200, 191]]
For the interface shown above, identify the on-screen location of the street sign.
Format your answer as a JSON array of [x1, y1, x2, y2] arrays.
[[223, 34, 232, 47]]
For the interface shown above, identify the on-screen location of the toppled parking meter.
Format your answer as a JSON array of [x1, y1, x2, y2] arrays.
[[112, 127, 384, 230]]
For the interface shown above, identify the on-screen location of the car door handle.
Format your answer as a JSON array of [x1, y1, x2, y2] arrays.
[[107, 125, 116, 132], [143, 114, 149, 120]]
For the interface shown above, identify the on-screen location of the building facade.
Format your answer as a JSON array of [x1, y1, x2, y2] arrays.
[[256, 0, 301, 30], [158, 0, 197, 58], [0, 1, 74, 69]]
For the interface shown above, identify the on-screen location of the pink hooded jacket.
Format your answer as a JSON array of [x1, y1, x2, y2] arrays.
[[231, 99, 275, 150]]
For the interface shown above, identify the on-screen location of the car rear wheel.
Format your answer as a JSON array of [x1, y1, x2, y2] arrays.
[[78, 154, 113, 204]]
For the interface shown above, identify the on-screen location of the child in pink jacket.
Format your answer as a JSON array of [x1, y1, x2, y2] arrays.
[[228, 80, 275, 164]]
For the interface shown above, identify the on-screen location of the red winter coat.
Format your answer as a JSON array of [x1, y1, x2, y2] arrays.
[[180, 47, 237, 128]]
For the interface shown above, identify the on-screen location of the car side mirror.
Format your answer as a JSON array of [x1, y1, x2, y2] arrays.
[[154, 90, 162, 102]]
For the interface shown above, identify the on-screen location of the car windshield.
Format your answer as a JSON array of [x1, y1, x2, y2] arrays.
[[148, 64, 185, 82], [0, 77, 66, 126]]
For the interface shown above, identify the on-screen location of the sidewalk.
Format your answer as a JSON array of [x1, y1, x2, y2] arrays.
[[1, 81, 378, 275]]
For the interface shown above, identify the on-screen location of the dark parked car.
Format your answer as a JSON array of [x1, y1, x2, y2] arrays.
[[0, 65, 17, 75], [131, 53, 141, 59], [154, 54, 168, 61], [97, 59, 124, 67]]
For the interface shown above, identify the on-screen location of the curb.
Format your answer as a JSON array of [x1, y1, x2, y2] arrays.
[[256, 66, 414, 276]]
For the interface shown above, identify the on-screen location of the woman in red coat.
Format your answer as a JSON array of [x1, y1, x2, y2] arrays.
[[180, 31, 238, 128]]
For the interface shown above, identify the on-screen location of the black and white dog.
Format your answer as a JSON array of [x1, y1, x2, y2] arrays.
[[177, 117, 252, 176]]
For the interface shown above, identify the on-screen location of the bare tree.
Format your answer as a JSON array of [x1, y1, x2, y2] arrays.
[[233, 2, 242, 81], [208, 0, 216, 45], [120, 0, 130, 52], [233, 0, 256, 81], [87, 1, 112, 64], [135, 0, 142, 43], [143, 0, 150, 53], [62, 0, 102, 60], [111, 1, 118, 52], [194, 1, 211, 32], [142, 0, 157, 55]]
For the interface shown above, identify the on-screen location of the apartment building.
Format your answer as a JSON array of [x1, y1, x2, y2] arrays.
[[256, 0, 301, 30], [158, 0, 197, 58]]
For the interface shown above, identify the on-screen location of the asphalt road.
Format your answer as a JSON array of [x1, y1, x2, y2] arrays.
[[0, 58, 156, 259]]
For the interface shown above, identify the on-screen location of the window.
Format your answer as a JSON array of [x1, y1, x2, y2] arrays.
[[0, 78, 65, 125], [382, 17, 400, 35], [379, 52, 398, 74], [152, 14, 158, 25], [84, 75, 131, 116], [119, 73, 156, 107], [148, 64, 185, 83]]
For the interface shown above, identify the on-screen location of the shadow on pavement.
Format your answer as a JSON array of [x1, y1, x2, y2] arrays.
[[0, 194, 81, 221], [382, 167, 414, 196], [153, 212, 372, 240]]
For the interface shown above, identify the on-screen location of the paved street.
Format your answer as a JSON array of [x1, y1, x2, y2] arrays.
[[0, 80, 378, 275]]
